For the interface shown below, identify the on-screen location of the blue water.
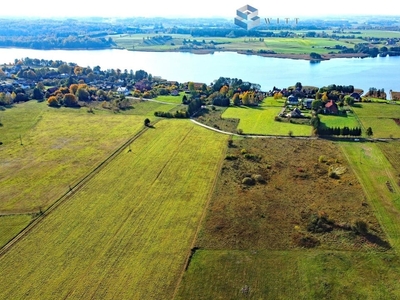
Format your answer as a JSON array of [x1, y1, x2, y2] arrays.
[[1, 48, 399, 93]]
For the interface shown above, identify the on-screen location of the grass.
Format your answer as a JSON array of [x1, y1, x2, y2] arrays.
[[176, 250, 400, 299], [340, 142, 400, 251], [351, 103, 400, 138], [154, 92, 185, 104], [222, 104, 312, 136], [263, 96, 286, 107], [0, 119, 228, 299], [111, 34, 353, 56], [0, 215, 32, 246], [196, 138, 387, 251], [319, 113, 360, 128], [0, 104, 145, 213], [175, 137, 397, 299]]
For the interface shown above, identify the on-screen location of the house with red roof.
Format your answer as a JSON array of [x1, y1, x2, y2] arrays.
[[324, 100, 338, 114]]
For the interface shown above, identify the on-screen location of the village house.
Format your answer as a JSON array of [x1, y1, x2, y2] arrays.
[[286, 94, 299, 106], [324, 100, 339, 114]]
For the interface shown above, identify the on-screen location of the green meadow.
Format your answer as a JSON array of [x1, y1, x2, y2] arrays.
[[0, 119, 227, 299], [352, 103, 400, 138], [222, 104, 312, 136], [176, 250, 400, 299], [319, 113, 360, 128]]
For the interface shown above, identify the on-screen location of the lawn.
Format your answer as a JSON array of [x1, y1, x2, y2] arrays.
[[0, 119, 228, 299], [222, 105, 312, 136], [154, 92, 185, 104], [319, 113, 360, 128], [351, 103, 400, 138]]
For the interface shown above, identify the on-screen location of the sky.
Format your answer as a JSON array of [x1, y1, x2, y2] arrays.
[[1, 0, 399, 18]]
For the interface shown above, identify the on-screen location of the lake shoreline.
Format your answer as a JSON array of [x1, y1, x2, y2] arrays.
[[128, 48, 370, 61]]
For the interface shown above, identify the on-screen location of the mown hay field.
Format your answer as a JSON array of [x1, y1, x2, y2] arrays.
[[0, 100, 178, 247], [0, 119, 227, 299], [0, 102, 148, 213]]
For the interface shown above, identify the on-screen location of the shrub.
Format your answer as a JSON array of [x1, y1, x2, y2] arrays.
[[237, 128, 243, 135], [225, 154, 238, 160], [294, 234, 320, 248], [227, 140, 233, 147], [47, 96, 59, 107], [242, 177, 255, 185], [352, 219, 368, 235], [244, 153, 261, 161], [318, 155, 326, 163], [240, 148, 247, 154], [252, 174, 266, 183], [307, 212, 334, 233], [328, 170, 340, 179]]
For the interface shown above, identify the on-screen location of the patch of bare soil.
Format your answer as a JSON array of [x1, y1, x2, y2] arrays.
[[196, 138, 389, 251]]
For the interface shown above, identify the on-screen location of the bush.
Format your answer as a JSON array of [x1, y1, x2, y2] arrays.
[[294, 234, 320, 248], [225, 154, 238, 160], [237, 128, 243, 135], [244, 153, 261, 161], [352, 219, 368, 235], [252, 174, 266, 183], [47, 96, 59, 107], [307, 212, 334, 233], [242, 177, 255, 185]]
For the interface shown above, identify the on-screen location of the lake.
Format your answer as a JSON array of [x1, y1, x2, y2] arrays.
[[0, 48, 399, 94]]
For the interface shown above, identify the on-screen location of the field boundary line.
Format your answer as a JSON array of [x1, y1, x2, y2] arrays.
[[0, 124, 154, 257], [171, 131, 229, 299]]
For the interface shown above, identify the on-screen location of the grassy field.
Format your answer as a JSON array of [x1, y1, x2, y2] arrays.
[[222, 104, 312, 136], [0, 102, 147, 213], [0, 215, 32, 247], [111, 34, 352, 56], [154, 92, 185, 104], [177, 250, 400, 299], [174, 138, 397, 299], [340, 142, 400, 250], [352, 103, 400, 138], [0, 100, 180, 247], [319, 112, 360, 128], [0, 119, 228, 299]]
